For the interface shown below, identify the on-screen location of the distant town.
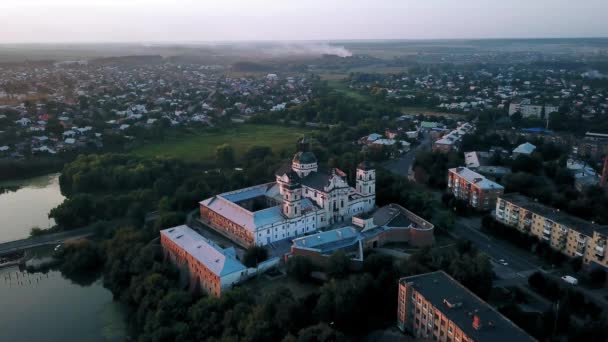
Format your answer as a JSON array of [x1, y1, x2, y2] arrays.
[[2, 39, 608, 342]]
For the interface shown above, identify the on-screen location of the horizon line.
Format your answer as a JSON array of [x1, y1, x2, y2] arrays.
[[1, 36, 608, 45]]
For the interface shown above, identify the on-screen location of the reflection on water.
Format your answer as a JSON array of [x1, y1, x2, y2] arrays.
[[0, 264, 127, 342], [0, 173, 65, 243]]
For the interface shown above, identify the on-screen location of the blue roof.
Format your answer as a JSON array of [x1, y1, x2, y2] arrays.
[[522, 127, 553, 134], [513, 142, 536, 155], [292, 227, 360, 254]]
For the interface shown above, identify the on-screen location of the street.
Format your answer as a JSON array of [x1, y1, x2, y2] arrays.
[[382, 131, 431, 177]]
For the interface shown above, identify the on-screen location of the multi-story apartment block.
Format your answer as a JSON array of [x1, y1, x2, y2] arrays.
[[447, 167, 504, 210], [508, 99, 558, 119], [496, 193, 608, 268], [432, 122, 474, 153], [397, 271, 535, 342]]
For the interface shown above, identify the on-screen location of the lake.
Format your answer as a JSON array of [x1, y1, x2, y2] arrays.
[[0, 263, 127, 342], [0, 174, 128, 341], [0, 173, 65, 243]]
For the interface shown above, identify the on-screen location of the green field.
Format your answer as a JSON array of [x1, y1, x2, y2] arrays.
[[133, 124, 316, 162], [325, 79, 371, 102]]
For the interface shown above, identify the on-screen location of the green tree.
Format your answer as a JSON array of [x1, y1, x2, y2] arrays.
[[243, 246, 269, 268], [216, 144, 235, 168]]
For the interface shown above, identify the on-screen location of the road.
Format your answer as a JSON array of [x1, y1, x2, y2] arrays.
[[453, 216, 608, 310], [452, 216, 541, 276], [382, 131, 431, 177], [0, 227, 95, 256]]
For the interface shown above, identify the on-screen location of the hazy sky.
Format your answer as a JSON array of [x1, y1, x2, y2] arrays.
[[1, 0, 607, 43]]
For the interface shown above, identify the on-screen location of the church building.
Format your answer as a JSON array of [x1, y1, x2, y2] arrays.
[[200, 139, 376, 246]]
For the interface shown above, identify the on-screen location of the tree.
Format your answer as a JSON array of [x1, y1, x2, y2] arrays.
[[295, 323, 346, 342], [327, 251, 350, 278], [243, 246, 269, 268], [589, 268, 607, 288], [287, 256, 314, 282], [216, 144, 236, 168]]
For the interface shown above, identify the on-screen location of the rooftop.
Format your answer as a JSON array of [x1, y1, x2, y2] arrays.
[[449, 167, 504, 190], [499, 193, 608, 236], [513, 142, 536, 155], [292, 226, 360, 254], [401, 271, 536, 342], [161, 225, 246, 277]]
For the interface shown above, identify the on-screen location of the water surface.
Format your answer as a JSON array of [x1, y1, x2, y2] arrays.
[[0, 173, 65, 242]]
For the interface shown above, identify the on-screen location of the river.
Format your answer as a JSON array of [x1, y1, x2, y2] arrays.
[[0, 263, 127, 342], [0, 174, 128, 341], [0, 173, 65, 243]]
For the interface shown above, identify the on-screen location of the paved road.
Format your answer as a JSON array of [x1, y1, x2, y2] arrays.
[[382, 131, 431, 177], [452, 217, 541, 275], [0, 227, 95, 256], [452, 216, 608, 310]]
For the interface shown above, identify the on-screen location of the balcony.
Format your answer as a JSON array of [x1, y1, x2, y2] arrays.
[[595, 245, 606, 259], [542, 235, 550, 241], [577, 236, 587, 245], [543, 228, 551, 235]]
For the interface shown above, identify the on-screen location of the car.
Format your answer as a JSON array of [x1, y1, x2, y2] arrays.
[[498, 259, 509, 266]]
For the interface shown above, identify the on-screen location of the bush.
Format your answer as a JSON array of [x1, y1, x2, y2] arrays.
[[242, 246, 269, 268]]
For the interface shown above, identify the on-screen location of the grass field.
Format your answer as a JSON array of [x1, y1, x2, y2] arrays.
[[133, 124, 316, 162], [325, 79, 371, 102]]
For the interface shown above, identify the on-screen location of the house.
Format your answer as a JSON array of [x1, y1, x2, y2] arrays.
[[512, 142, 536, 158]]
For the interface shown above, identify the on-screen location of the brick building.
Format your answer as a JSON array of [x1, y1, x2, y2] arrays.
[[160, 225, 247, 297], [290, 204, 434, 267], [397, 271, 535, 342], [496, 194, 608, 269], [447, 167, 504, 210]]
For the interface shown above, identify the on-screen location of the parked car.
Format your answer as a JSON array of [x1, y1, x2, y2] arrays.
[[561, 275, 578, 285]]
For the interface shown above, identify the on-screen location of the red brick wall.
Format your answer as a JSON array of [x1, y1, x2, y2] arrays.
[[161, 234, 222, 297], [200, 205, 255, 246]]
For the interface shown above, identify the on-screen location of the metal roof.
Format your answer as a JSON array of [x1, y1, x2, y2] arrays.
[[161, 225, 246, 277], [401, 271, 536, 342]]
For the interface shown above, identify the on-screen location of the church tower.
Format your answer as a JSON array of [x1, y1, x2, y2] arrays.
[[292, 137, 318, 177], [282, 172, 303, 218], [356, 160, 376, 197]]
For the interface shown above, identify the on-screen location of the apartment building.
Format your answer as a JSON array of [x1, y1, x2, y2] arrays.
[[496, 193, 608, 268], [397, 271, 535, 342], [508, 99, 558, 118], [447, 167, 505, 210], [432, 122, 474, 153]]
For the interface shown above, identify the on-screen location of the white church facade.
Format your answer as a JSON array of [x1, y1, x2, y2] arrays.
[[200, 140, 376, 247]]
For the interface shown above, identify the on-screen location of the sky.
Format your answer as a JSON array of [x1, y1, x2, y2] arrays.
[[1, 0, 608, 43]]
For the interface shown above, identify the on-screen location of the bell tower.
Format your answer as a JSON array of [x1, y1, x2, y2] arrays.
[[356, 160, 376, 197], [282, 172, 302, 218]]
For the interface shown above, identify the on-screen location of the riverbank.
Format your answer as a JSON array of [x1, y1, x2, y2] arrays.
[[0, 246, 128, 342], [0, 173, 65, 243]]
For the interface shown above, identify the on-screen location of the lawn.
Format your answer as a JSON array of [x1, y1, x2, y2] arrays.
[[133, 124, 316, 162]]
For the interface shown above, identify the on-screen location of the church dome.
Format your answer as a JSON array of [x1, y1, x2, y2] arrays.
[[293, 151, 317, 164]]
